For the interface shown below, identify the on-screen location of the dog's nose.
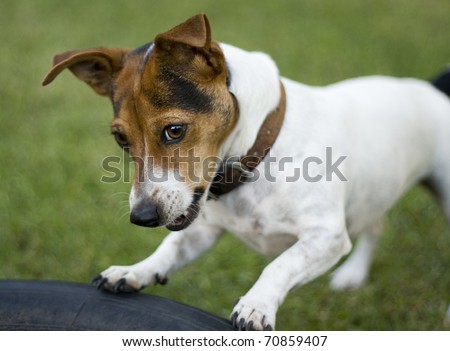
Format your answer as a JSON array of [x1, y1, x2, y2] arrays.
[[130, 204, 160, 227]]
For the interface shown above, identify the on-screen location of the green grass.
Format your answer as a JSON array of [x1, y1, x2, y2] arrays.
[[1, 0, 449, 330]]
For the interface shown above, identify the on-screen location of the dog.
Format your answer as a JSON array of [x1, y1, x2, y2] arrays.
[[43, 13, 450, 330]]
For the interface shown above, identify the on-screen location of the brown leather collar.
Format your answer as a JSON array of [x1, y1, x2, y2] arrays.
[[209, 82, 286, 198]]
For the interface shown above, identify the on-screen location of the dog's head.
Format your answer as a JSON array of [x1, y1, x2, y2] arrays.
[[43, 14, 238, 231]]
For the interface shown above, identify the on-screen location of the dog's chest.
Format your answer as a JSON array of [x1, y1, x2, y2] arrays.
[[205, 185, 298, 257]]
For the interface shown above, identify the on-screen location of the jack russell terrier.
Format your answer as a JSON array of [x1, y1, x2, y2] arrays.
[[43, 14, 450, 330]]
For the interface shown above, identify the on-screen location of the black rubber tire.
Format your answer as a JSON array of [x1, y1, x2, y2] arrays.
[[0, 280, 236, 331]]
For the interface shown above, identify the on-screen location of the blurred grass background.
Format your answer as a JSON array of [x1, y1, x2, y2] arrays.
[[1, 0, 449, 330]]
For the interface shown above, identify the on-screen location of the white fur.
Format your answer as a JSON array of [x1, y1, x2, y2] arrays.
[[130, 165, 192, 225], [218, 43, 281, 158], [100, 42, 450, 330]]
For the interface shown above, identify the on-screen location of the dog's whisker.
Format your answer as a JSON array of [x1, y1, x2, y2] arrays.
[[111, 192, 130, 203], [118, 209, 131, 221], [112, 192, 129, 197], [119, 204, 130, 212]]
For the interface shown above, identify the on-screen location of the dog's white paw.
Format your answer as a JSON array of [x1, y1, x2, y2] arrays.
[[92, 265, 168, 293], [330, 263, 367, 291], [230, 296, 276, 331]]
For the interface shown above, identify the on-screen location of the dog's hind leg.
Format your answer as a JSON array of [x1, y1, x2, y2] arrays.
[[330, 220, 383, 291], [440, 167, 450, 227], [430, 176, 450, 328], [423, 156, 450, 227], [431, 66, 450, 223], [438, 187, 450, 232], [442, 193, 450, 227], [437, 179, 450, 328]]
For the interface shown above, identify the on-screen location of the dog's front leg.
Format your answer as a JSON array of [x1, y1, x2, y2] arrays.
[[94, 222, 223, 293], [231, 223, 352, 330]]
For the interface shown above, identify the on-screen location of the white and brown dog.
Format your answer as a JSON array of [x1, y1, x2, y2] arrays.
[[43, 14, 450, 330]]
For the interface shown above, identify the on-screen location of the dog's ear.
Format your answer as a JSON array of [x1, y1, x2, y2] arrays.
[[155, 13, 212, 51], [42, 47, 129, 96], [153, 13, 225, 81]]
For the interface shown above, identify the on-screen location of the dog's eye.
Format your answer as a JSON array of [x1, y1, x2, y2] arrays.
[[112, 131, 129, 150], [163, 125, 187, 143]]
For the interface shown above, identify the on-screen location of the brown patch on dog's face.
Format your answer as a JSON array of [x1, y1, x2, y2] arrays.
[[112, 15, 237, 189], [110, 15, 238, 229], [112, 37, 237, 211], [43, 14, 237, 230]]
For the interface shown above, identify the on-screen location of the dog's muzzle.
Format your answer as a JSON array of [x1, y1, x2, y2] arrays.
[[165, 187, 205, 231], [130, 187, 205, 231], [130, 202, 160, 228]]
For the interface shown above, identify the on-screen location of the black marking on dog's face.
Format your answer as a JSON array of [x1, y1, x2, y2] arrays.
[[112, 92, 128, 117], [226, 63, 232, 88], [165, 186, 206, 231], [147, 69, 214, 113], [192, 186, 205, 202], [128, 42, 154, 59]]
